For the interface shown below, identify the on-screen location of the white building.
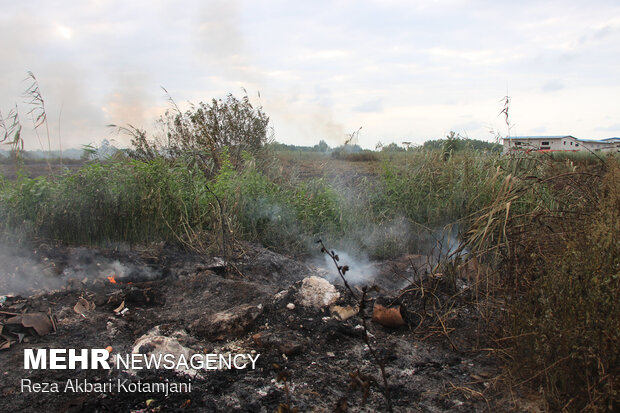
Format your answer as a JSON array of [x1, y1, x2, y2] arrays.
[[503, 136, 620, 153]]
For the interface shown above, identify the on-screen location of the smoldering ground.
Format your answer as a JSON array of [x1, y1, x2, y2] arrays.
[[0, 241, 161, 296], [0, 242, 64, 295], [0, 239, 522, 412]]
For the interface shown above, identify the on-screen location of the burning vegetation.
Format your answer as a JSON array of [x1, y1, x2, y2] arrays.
[[0, 88, 619, 412]]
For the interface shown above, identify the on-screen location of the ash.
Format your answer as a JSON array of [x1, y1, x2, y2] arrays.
[[0, 242, 539, 412]]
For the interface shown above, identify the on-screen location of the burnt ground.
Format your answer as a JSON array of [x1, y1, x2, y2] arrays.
[[0, 242, 543, 413]]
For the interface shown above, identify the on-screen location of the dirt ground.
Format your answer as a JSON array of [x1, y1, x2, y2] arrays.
[[0, 161, 84, 180], [0, 242, 542, 413]]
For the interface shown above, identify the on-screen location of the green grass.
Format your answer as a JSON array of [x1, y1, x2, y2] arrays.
[[0, 147, 504, 257], [377, 149, 502, 226], [0, 159, 215, 246]]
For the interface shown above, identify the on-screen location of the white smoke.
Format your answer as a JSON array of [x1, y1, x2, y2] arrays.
[[0, 242, 161, 296]]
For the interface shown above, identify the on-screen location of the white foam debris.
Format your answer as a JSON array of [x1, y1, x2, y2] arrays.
[[297, 276, 340, 308]]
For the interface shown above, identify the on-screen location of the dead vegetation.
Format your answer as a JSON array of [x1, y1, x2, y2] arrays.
[[460, 154, 620, 412]]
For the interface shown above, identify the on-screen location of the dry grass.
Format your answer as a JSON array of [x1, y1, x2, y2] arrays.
[[461, 153, 619, 412]]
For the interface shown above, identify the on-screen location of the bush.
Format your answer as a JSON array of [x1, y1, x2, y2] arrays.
[[0, 159, 216, 247], [331, 149, 378, 162], [509, 160, 620, 412], [208, 153, 345, 255], [128, 93, 270, 172]]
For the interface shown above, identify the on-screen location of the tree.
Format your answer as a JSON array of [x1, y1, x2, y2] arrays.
[[128, 92, 270, 171], [381, 142, 405, 152], [314, 140, 330, 152], [442, 131, 459, 160]]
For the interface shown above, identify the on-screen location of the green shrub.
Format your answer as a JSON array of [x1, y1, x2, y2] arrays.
[[128, 93, 270, 172], [331, 151, 379, 162]]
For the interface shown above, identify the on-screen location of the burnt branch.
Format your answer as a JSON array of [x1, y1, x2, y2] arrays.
[[317, 239, 394, 413]]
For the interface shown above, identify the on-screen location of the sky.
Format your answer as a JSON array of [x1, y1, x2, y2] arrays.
[[1, 0, 619, 150]]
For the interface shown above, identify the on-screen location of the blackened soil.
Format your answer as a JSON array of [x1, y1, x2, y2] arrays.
[[0, 242, 541, 413]]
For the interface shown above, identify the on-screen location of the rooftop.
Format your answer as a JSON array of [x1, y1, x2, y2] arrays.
[[507, 136, 574, 140], [504, 136, 619, 144]]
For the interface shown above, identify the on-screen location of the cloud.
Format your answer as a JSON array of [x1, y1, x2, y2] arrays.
[[450, 118, 484, 134], [541, 80, 565, 92], [595, 123, 620, 132], [530, 126, 548, 133], [297, 49, 353, 61], [354, 99, 384, 113], [424, 47, 508, 65], [1, 0, 620, 150], [54, 23, 72, 39]]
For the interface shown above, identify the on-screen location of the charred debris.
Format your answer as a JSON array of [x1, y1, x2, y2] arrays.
[[0, 239, 532, 412]]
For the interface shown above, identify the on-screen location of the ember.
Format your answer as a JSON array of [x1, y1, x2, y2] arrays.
[[107, 275, 117, 284]]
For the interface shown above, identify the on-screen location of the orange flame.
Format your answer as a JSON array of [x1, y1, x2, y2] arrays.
[[107, 275, 117, 284]]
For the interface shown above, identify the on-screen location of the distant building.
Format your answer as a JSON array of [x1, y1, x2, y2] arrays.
[[503, 136, 620, 153]]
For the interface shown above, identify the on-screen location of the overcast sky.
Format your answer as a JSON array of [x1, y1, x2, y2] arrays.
[[1, 0, 619, 150]]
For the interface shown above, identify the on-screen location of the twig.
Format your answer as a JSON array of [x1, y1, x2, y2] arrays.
[[23, 72, 53, 176], [445, 381, 492, 411], [204, 182, 229, 269], [513, 355, 571, 388], [317, 240, 393, 413], [436, 307, 459, 352]]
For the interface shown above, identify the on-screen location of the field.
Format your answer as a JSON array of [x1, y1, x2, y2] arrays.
[[0, 99, 618, 412]]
